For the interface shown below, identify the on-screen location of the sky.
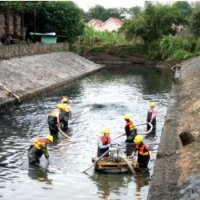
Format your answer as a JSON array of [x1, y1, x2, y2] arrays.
[[72, 0, 145, 11]]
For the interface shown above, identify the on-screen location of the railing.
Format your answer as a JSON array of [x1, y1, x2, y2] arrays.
[[0, 42, 69, 59]]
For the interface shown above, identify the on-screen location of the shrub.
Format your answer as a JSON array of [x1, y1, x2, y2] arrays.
[[170, 49, 193, 61]]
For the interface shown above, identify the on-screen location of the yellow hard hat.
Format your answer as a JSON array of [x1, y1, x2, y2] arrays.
[[65, 107, 70, 112], [124, 115, 131, 120], [46, 135, 53, 142], [134, 135, 143, 143], [102, 129, 110, 134], [150, 102, 156, 107], [57, 104, 65, 109], [61, 97, 68, 103]]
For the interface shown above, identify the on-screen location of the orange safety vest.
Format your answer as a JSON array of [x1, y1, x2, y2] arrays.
[[49, 108, 60, 117], [136, 143, 149, 156], [33, 138, 47, 150], [100, 136, 111, 145], [126, 120, 134, 131]]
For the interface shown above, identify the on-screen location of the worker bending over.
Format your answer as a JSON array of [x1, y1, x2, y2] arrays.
[[131, 135, 150, 169], [28, 135, 53, 165]]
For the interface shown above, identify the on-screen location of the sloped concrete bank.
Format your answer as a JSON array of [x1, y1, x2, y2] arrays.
[[0, 52, 103, 109], [148, 56, 200, 200]]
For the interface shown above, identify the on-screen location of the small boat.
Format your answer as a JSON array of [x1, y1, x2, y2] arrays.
[[92, 144, 141, 174], [93, 156, 138, 173]]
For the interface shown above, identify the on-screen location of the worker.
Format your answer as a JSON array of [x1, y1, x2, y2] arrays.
[[28, 135, 53, 165], [59, 97, 72, 131], [124, 115, 137, 143], [97, 129, 111, 157], [147, 102, 157, 132], [131, 135, 150, 169], [47, 104, 66, 136]]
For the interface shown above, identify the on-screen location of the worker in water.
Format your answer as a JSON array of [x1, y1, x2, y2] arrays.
[[28, 135, 53, 165], [59, 97, 72, 131], [131, 135, 150, 169], [147, 102, 157, 132], [47, 104, 66, 136], [124, 115, 137, 143], [97, 129, 111, 157]]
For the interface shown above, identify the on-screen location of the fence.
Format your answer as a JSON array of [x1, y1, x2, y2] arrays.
[[0, 42, 69, 59]]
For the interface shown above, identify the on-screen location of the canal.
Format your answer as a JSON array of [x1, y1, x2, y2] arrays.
[[0, 65, 173, 200]]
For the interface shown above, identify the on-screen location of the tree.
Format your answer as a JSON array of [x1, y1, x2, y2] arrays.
[[172, 1, 192, 19], [85, 5, 123, 22], [0, 1, 84, 43], [40, 2, 84, 43], [124, 6, 142, 18], [121, 2, 189, 44], [190, 3, 200, 37]]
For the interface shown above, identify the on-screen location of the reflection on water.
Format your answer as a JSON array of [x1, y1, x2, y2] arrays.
[[0, 66, 173, 200]]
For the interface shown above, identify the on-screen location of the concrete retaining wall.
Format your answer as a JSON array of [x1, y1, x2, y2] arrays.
[[148, 56, 200, 200], [0, 42, 69, 59], [0, 51, 104, 109]]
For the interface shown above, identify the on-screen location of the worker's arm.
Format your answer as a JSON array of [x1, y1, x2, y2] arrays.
[[40, 144, 50, 163], [98, 139, 110, 149]]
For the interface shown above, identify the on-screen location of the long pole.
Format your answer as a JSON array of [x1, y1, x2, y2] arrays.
[[82, 149, 110, 173], [82, 134, 125, 173]]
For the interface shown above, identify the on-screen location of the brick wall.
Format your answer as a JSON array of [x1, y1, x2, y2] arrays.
[[0, 42, 69, 59]]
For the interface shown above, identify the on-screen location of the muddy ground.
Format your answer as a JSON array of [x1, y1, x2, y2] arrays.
[[148, 56, 200, 200]]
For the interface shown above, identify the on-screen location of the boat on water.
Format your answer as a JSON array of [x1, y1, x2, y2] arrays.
[[92, 145, 141, 174], [93, 156, 139, 173]]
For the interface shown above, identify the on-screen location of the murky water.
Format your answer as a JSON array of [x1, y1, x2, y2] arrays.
[[0, 66, 173, 200]]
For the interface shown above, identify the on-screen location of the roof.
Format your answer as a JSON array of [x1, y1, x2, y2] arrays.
[[103, 18, 123, 26], [111, 18, 123, 25], [87, 19, 104, 26], [29, 32, 66, 38]]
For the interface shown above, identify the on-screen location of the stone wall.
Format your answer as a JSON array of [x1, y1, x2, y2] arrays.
[[0, 42, 69, 59]]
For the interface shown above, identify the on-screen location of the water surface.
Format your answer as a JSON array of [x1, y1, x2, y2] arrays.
[[0, 66, 173, 200]]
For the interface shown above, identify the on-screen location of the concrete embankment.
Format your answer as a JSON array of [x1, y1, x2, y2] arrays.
[[0, 52, 103, 108], [148, 56, 200, 200]]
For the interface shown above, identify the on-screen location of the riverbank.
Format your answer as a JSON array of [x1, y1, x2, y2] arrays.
[[0, 52, 103, 108], [148, 56, 200, 200]]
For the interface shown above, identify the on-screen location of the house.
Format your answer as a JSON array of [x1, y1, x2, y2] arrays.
[[100, 18, 123, 32], [86, 19, 104, 31], [86, 18, 123, 32]]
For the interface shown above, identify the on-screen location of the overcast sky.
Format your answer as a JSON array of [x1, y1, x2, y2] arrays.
[[72, 0, 145, 11]]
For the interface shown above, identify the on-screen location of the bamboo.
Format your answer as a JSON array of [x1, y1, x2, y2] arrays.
[[82, 149, 110, 173], [0, 83, 21, 103]]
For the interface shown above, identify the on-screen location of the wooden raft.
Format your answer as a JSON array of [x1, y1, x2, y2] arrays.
[[95, 157, 137, 170]]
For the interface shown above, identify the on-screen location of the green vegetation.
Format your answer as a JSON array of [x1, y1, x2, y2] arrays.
[[72, 26, 145, 57], [79, 2, 200, 61], [0, 1, 84, 43], [2, 1, 200, 61]]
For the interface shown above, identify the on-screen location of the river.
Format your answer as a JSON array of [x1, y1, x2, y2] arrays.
[[0, 65, 173, 200]]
